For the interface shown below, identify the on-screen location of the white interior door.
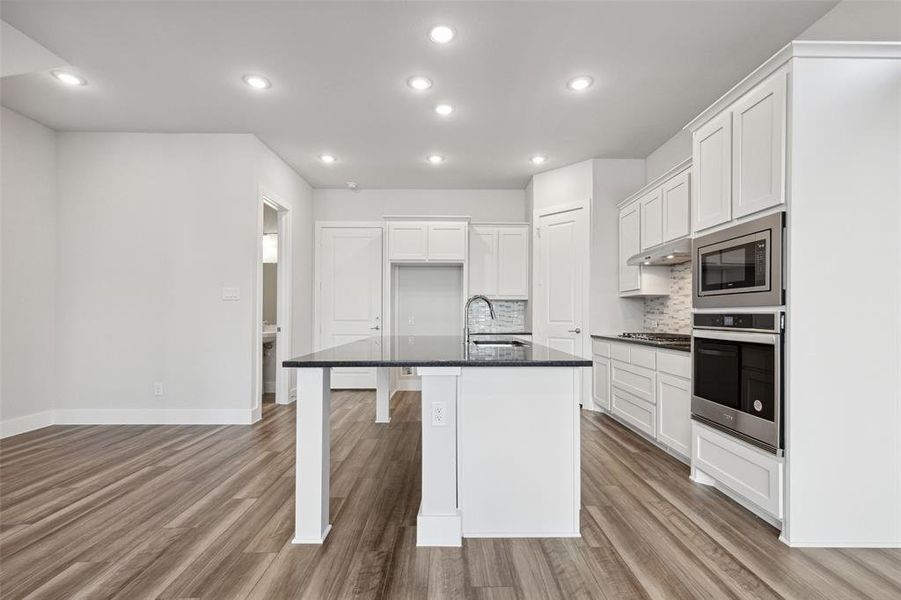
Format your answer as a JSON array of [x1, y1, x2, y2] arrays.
[[535, 207, 587, 402], [319, 226, 383, 388]]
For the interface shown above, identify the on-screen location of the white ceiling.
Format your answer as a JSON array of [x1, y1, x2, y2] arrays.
[[0, 1, 836, 189]]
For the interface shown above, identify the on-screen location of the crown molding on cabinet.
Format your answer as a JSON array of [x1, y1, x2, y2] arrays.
[[683, 41, 901, 133], [618, 157, 691, 209]]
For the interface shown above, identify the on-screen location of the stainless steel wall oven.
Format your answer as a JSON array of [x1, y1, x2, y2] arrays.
[[691, 312, 783, 453]]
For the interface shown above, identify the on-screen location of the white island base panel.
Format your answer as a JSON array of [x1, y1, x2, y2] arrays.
[[293, 365, 581, 547]]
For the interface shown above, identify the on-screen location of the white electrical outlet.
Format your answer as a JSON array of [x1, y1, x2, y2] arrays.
[[431, 401, 447, 427], [153, 382, 164, 397]]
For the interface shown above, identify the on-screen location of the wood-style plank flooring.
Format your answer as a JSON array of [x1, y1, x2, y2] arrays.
[[1, 391, 899, 599]]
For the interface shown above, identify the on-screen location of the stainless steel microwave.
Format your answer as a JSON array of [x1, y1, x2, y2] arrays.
[[692, 212, 784, 309]]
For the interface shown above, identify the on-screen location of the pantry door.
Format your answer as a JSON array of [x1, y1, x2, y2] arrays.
[[318, 225, 383, 388]]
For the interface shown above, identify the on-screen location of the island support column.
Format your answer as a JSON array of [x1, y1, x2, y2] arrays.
[[375, 366, 390, 423], [417, 367, 462, 547], [293, 367, 332, 544]]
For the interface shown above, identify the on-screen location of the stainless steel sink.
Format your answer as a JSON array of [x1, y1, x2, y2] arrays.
[[469, 339, 526, 348]]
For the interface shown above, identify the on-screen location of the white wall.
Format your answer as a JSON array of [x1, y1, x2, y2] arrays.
[[0, 108, 58, 436], [784, 55, 901, 546], [313, 188, 526, 223], [798, 0, 901, 41], [644, 129, 692, 183], [52, 133, 312, 424], [590, 160, 646, 335], [531, 160, 594, 212]]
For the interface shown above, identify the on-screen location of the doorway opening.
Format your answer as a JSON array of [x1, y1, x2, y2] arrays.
[[254, 192, 293, 423], [262, 204, 279, 407]]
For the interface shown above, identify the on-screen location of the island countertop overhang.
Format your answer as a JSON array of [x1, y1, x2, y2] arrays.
[[283, 335, 592, 368]]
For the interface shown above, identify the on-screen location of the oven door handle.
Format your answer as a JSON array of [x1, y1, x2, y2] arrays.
[[693, 329, 778, 345]]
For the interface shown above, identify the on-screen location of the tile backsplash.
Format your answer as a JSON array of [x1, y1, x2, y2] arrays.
[[467, 300, 528, 333], [643, 263, 692, 334]]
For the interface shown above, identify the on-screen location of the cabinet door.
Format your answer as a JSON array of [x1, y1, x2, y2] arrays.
[[592, 355, 611, 411], [428, 222, 467, 261], [496, 227, 529, 298], [469, 226, 498, 296], [618, 203, 641, 292], [662, 169, 690, 242], [692, 111, 732, 232], [732, 72, 786, 219], [656, 373, 691, 457], [640, 188, 664, 250], [388, 222, 428, 261]]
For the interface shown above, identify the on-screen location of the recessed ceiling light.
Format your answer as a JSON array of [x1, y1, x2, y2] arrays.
[[407, 76, 432, 91], [427, 154, 445, 165], [429, 25, 455, 44], [346, 182, 359, 190], [666, 254, 675, 260], [566, 75, 594, 92], [51, 70, 86, 86], [435, 104, 454, 116], [242, 74, 271, 90], [319, 154, 337, 164], [530, 155, 547, 165]]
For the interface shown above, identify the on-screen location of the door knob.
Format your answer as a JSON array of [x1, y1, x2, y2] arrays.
[[370, 325, 380, 330], [568, 327, 581, 334]]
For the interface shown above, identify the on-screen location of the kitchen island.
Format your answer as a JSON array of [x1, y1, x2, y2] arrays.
[[284, 335, 592, 547]]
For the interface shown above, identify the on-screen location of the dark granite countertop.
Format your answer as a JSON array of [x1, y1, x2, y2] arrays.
[[590, 334, 691, 354], [284, 335, 591, 368]]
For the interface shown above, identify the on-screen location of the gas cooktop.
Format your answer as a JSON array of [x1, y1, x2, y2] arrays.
[[619, 332, 691, 343]]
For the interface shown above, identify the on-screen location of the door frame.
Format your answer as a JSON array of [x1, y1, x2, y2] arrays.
[[532, 200, 592, 408], [253, 188, 293, 423], [313, 221, 385, 388]]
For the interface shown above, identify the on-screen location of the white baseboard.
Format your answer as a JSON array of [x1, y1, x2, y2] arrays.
[[0, 410, 54, 439], [779, 535, 901, 548], [53, 408, 254, 426]]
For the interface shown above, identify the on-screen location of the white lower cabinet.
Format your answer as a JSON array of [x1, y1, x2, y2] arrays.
[[691, 420, 784, 521], [594, 340, 691, 461], [656, 373, 691, 457], [592, 355, 610, 411]]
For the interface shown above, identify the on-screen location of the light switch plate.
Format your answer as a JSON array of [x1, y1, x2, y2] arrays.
[[221, 287, 240, 301]]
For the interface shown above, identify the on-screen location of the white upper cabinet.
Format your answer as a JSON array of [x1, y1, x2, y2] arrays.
[[639, 188, 663, 251], [469, 224, 528, 299], [387, 222, 429, 261], [661, 169, 690, 242], [427, 222, 467, 261], [496, 227, 529, 298], [618, 203, 641, 293], [692, 111, 733, 233], [732, 72, 786, 219], [387, 220, 467, 262], [469, 226, 498, 296]]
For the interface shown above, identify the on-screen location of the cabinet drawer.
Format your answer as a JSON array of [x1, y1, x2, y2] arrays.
[[692, 421, 783, 519], [611, 387, 656, 438], [657, 350, 691, 378], [630, 347, 656, 370], [611, 343, 630, 363], [591, 340, 611, 358], [611, 361, 655, 404]]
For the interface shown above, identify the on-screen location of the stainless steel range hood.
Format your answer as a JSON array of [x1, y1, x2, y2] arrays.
[[627, 238, 692, 266]]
